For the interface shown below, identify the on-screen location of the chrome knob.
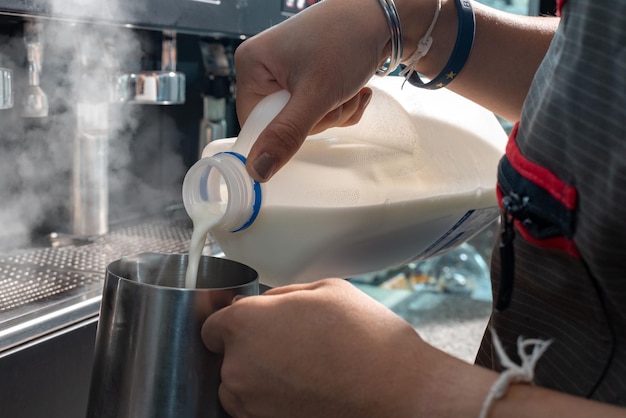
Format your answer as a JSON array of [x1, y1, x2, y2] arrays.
[[116, 31, 185, 105], [116, 70, 185, 104]]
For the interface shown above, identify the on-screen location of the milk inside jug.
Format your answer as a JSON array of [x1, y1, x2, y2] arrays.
[[182, 76, 507, 288]]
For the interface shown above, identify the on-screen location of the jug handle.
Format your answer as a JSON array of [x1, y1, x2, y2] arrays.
[[231, 90, 291, 156]]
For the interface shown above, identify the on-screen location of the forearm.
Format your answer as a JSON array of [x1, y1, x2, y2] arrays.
[[395, 0, 560, 122], [488, 382, 626, 418], [414, 346, 626, 418]]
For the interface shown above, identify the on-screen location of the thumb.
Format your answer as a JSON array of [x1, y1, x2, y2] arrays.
[[245, 93, 330, 182], [201, 309, 227, 354]]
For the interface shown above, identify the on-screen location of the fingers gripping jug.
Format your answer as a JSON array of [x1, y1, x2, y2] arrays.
[[183, 77, 507, 288]]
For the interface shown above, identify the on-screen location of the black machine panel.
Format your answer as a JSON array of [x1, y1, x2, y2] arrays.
[[0, 0, 289, 36]]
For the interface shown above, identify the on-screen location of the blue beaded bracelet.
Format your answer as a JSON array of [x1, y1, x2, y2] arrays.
[[403, 0, 475, 90]]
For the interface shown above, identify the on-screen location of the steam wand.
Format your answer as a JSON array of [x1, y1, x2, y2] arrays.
[[21, 21, 49, 118], [71, 36, 118, 238], [198, 39, 235, 157]]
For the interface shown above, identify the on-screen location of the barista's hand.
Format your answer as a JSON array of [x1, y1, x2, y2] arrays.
[[202, 278, 472, 418], [235, 0, 390, 182], [203, 279, 626, 418], [235, 0, 559, 183]]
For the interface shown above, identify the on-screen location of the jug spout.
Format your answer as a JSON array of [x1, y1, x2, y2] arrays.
[[183, 152, 261, 233], [184, 89, 290, 234]]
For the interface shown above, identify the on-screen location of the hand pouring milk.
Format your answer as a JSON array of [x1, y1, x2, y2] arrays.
[[183, 76, 508, 289]]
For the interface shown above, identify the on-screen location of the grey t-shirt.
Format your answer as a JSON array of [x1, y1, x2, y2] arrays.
[[475, 0, 626, 405]]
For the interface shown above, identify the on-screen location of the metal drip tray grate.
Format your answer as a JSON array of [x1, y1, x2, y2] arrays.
[[0, 267, 102, 313], [0, 218, 215, 352]]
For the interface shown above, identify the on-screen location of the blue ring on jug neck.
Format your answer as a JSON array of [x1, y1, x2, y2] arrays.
[[221, 151, 262, 233]]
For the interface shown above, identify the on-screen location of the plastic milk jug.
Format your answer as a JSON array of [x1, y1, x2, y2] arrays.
[[182, 76, 507, 288]]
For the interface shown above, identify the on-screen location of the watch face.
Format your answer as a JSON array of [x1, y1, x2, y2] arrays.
[[281, 0, 321, 15]]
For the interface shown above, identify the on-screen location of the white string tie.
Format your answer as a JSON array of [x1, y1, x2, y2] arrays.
[[478, 328, 552, 418], [399, 0, 442, 84]]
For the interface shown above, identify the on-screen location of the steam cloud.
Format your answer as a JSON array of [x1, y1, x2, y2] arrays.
[[0, 0, 188, 250]]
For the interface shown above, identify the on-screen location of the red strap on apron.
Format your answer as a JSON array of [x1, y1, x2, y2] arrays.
[[498, 122, 580, 258]]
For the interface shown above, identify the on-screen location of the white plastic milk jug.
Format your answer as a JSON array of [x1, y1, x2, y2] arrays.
[[182, 76, 507, 288]]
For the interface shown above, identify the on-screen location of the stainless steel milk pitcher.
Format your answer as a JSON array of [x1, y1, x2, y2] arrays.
[[86, 252, 258, 418]]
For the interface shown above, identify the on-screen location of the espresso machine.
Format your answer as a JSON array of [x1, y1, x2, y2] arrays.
[[0, 1, 297, 416]]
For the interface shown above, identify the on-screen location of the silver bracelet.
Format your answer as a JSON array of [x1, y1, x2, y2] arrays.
[[375, 0, 403, 76]]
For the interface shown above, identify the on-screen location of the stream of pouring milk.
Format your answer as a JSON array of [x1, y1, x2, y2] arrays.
[[184, 202, 224, 289]]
